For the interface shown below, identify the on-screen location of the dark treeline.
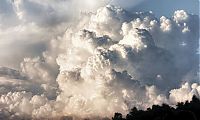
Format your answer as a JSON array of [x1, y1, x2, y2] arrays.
[[112, 96, 200, 120]]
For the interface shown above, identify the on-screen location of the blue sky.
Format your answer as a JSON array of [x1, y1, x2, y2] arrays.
[[113, 0, 199, 17]]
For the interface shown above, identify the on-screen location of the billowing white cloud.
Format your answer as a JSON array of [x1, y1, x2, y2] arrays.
[[169, 83, 200, 104], [0, 1, 199, 120]]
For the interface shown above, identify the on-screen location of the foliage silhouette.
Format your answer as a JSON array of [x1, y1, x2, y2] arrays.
[[112, 96, 200, 120]]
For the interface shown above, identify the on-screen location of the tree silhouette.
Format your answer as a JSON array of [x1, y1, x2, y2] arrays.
[[112, 96, 200, 120], [112, 113, 125, 120]]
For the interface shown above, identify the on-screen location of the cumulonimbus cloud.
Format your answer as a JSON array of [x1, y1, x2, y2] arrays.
[[0, 1, 199, 120]]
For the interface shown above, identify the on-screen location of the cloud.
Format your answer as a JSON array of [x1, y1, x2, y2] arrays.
[[0, 0, 71, 68], [87, 5, 135, 40], [12, 0, 70, 26], [54, 5, 199, 118], [169, 83, 200, 104], [0, 2, 199, 120]]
